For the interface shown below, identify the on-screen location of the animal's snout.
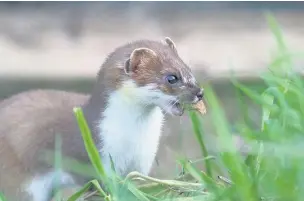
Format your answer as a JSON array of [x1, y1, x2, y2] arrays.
[[196, 89, 204, 101], [182, 86, 204, 104]]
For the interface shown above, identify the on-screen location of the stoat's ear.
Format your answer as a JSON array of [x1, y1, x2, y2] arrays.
[[164, 37, 177, 53], [124, 48, 157, 75]]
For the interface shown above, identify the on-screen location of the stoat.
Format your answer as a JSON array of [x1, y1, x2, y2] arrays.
[[0, 37, 204, 201]]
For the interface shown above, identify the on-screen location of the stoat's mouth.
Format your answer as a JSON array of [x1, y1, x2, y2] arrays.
[[171, 102, 184, 116]]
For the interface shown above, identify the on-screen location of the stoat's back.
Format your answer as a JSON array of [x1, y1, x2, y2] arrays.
[[0, 89, 89, 200]]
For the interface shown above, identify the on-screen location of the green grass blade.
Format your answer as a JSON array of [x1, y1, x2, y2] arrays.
[[67, 180, 109, 201], [204, 85, 258, 201], [188, 111, 213, 177], [231, 79, 276, 111], [73, 107, 107, 180], [0, 193, 7, 201], [266, 13, 288, 55], [126, 183, 150, 201], [66, 182, 93, 201], [261, 91, 275, 131]]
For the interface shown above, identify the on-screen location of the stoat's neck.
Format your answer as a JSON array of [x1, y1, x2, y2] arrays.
[[82, 81, 108, 143], [85, 80, 164, 176], [82, 64, 126, 135]]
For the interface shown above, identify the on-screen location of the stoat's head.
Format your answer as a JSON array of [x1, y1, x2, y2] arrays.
[[121, 37, 204, 116]]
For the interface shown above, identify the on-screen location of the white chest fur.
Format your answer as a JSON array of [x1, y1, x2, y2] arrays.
[[98, 81, 164, 177], [24, 82, 164, 201]]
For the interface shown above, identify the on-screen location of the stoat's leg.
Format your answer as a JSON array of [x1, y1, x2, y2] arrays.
[[25, 170, 78, 201]]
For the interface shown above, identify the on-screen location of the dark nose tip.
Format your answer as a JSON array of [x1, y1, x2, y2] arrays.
[[196, 89, 204, 101]]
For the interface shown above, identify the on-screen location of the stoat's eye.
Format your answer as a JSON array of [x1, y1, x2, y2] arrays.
[[166, 75, 178, 84]]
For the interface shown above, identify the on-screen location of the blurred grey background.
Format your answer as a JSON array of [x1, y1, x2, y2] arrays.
[[1, 2, 304, 178]]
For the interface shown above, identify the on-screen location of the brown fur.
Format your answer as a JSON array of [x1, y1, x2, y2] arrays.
[[99, 39, 200, 103], [0, 90, 90, 200], [0, 37, 202, 201]]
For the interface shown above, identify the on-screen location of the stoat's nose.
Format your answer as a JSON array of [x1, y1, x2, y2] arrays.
[[196, 89, 204, 101]]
